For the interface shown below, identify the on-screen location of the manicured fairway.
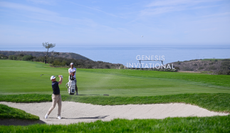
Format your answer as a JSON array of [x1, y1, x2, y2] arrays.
[[0, 60, 229, 96]]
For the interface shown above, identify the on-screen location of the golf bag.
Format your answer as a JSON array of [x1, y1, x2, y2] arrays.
[[66, 75, 75, 95]]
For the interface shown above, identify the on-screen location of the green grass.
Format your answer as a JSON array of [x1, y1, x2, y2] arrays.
[[0, 60, 229, 96], [1, 93, 230, 112], [0, 104, 39, 120], [0, 116, 229, 133], [79, 68, 230, 87], [0, 60, 230, 132], [0, 94, 52, 103]]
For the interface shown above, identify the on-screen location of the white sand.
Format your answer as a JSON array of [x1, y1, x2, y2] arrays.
[[0, 101, 228, 125]]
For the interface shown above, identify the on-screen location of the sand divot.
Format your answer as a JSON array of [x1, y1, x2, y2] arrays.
[[0, 101, 228, 125]]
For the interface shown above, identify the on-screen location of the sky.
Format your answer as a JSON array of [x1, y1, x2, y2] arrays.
[[0, 0, 230, 47]]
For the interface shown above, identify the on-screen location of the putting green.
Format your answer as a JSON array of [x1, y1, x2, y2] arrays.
[[0, 60, 229, 96]]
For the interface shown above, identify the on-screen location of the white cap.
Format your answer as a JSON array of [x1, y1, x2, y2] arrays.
[[70, 62, 74, 65], [50, 76, 56, 80]]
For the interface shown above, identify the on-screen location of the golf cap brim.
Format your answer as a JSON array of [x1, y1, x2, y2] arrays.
[[50, 76, 56, 80], [70, 63, 74, 65]]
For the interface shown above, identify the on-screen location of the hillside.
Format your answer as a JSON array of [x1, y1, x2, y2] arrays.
[[0, 51, 90, 60], [0, 51, 123, 69], [172, 59, 230, 75]]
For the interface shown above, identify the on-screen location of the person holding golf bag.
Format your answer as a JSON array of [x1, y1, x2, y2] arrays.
[[45, 75, 63, 119], [68, 62, 78, 95]]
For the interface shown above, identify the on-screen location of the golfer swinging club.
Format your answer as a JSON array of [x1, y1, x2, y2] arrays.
[[45, 75, 63, 119], [68, 62, 78, 95]]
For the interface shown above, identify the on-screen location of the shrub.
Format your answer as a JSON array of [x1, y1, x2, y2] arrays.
[[53, 59, 62, 66], [209, 66, 217, 70], [183, 67, 194, 71], [227, 71, 230, 75], [9, 55, 17, 60], [104, 64, 111, 69], [22, 55, 34, 61], [119, 65, 125, 69], [0, 54, 8, 59]]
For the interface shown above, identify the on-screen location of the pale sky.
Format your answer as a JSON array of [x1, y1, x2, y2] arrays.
[[0, 0, 230, 47]]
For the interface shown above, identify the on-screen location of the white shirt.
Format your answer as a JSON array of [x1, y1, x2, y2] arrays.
[[68, 67, 76, 78]]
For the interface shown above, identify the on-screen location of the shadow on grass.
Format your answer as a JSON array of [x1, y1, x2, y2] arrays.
[[0, 119, 46, 126], [76, 94, 109, 96]]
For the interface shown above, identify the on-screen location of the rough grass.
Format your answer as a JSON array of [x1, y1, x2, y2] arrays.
[[0, 116, 229, 133], [1, 93, 230, 113], [0, 104, 39, 120]]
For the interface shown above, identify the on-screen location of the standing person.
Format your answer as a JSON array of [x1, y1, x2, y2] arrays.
[[45, 75, 63, 119], [68, 62, 78, 95]]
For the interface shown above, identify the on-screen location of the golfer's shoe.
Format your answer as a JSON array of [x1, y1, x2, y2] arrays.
[[57, 116, 61, 119], [45, 114, 48, 119]]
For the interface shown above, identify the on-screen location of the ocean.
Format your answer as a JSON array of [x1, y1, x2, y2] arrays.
[[1, 44, 230, 66]]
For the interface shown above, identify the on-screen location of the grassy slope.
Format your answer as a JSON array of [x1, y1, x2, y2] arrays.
[[0, 60, 229, 96], [0, 116, 229, 133], [0, 104, 39, 120]]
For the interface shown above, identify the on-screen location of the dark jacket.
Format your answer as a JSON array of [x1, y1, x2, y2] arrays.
[[52, 81, 60, 95]]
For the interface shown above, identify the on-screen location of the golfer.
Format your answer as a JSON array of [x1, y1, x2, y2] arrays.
[[45, 75, 63, 119], [68, 62, 78, 95]]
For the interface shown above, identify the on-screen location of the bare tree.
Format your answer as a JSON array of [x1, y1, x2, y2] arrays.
[[42, 42, 56, 63]]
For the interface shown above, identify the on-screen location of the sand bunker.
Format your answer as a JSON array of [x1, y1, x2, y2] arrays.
[[0, 101, 228, 125]]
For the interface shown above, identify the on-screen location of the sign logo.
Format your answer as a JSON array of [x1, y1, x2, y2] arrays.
[[126, 55, 174, 69]]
